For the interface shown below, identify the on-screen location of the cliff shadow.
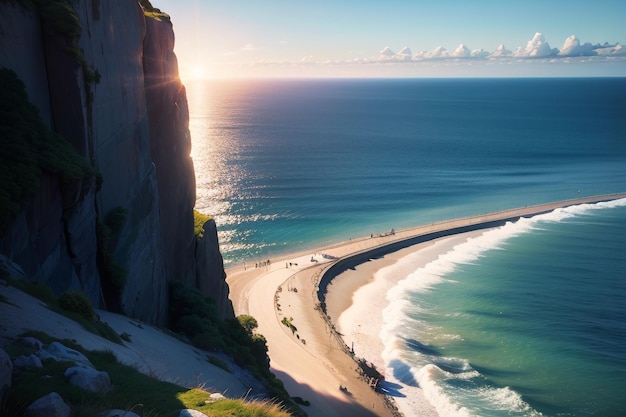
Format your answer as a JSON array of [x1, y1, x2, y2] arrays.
[[272, 369, 387, 417]]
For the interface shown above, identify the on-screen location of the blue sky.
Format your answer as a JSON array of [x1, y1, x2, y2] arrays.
[[153, 0, 626, 78]]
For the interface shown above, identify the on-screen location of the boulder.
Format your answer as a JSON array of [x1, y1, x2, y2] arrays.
[[179, 410, 209, 417], [39, 342, 93, 369], [19, 336, 43, 352], [99, 409, 141, 417], [64, 366, 112, 393], [13, 354, 43, 370], [0, 347, 11, 400], [206, 392, 226, 403], [23, 392, 73, 417]]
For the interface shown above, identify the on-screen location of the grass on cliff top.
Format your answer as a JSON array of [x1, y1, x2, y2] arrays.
[[4, 331, 292, 417], [194, 210, 213, 238], [139, 0, 170, 21]]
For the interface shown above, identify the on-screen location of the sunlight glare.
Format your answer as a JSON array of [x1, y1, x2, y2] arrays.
[[191, 65, 206, 79]]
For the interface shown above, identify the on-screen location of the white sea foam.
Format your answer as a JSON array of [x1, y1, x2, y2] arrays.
[[376, 198, 626, 417], [336, 199, 626, 416], [414, 364, 472, 417]]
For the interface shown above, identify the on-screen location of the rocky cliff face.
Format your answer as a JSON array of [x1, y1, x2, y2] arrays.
[[0, 0, 232, 324], [142, 15, 197, 293]]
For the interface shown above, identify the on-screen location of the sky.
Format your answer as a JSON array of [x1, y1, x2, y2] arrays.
[[153, 0, 626, 79]]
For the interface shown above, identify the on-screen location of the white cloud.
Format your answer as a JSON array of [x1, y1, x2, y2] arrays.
[[379, 46, 396, 58], [241, 44, 257, 52], [398, 46, 412, 57], [558, 35, 596, 57], [428, 46, 449, 58], [452, 44, 471, 58], [595, 43, 626, 56], [471, 49, 489, 58], [513, 32, 558, 57], [372, 33, 622, 64], [222, 32, 625, 77], [490, 44, 512, 57]]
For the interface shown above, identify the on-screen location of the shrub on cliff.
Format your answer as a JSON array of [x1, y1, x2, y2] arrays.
[[58, 291, 96, 321], [0, 68, 94, 234], [169, 281, 222, 348], [96, 213, 128, 314], [194, 209, 212, 238], [168, 282, 295, 409]]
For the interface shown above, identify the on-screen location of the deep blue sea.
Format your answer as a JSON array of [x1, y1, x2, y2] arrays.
[[187, 78, 626, 417]]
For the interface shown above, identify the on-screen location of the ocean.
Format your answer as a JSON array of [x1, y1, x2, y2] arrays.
[[187, 78, 626, 416]]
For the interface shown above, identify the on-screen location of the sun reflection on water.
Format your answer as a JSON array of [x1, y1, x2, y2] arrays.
[[188, 80, 279, 263]]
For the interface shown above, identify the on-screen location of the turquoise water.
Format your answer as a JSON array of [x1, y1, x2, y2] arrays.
[[188, 78, 626, 416], [380, 201, 626, 416]]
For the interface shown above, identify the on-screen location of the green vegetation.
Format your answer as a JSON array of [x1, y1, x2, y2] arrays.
[[58, 290, 96, 321], [168, 282, 306, 416], [139, 0, 170, 21], [4, 332, 291, 417], [238, 314, 259, 335], [8, 279, 122, 345], [30, 0, 101, 95], [104, 207, 127, 236], [193, 209, 213, 238], [177, 389, 291, 417], [5, 0, 101, 111], [34, 0, 80, 38], [0, 68, 94, 235], [207, 355, 230, 373], [96, 207, 129, 305], [291, 397, 311, 407], [281, 317, 298, 335]]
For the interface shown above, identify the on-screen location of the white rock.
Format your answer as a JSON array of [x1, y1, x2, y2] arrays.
[[39, 342, 93, 369], [179, 410, 209, 417], [13, 354, 43, 369], [99, 410, 141, 417], [64, 366, 112, 393], [20, 336, 43, 351], [206, 392, 226, 402], [23, 392, 73, 417]]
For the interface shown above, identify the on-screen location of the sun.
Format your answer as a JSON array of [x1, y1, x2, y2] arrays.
[[191, 65, 206, 79], [180, 64, 208, 81]]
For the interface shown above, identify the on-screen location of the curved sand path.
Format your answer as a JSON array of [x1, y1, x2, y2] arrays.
[[226, 193, 626, 417]]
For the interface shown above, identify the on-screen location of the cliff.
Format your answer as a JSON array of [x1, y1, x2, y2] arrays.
[[0, 0, 233, 324]]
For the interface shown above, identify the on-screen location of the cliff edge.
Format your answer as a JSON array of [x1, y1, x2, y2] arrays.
[[0, 0, 233, 325]]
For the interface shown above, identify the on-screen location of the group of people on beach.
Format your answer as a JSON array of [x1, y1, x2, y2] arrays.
[[243, 259, 271, 270], [371, 228, 395, 238]]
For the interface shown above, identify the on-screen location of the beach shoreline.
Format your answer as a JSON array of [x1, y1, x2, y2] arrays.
[[225, 193, 626, 417]]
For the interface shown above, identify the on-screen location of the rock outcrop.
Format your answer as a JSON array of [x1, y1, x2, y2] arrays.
[[64, 366, 113, 393], [195, 219, 234, 318], [23, 392, 73, 417], [0, 347, 11, 402], [142, 13, 197, 294], [0, 1, 231, 325]]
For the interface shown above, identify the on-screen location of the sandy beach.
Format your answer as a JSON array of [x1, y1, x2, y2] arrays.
[[225, 193, 626, 417]]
